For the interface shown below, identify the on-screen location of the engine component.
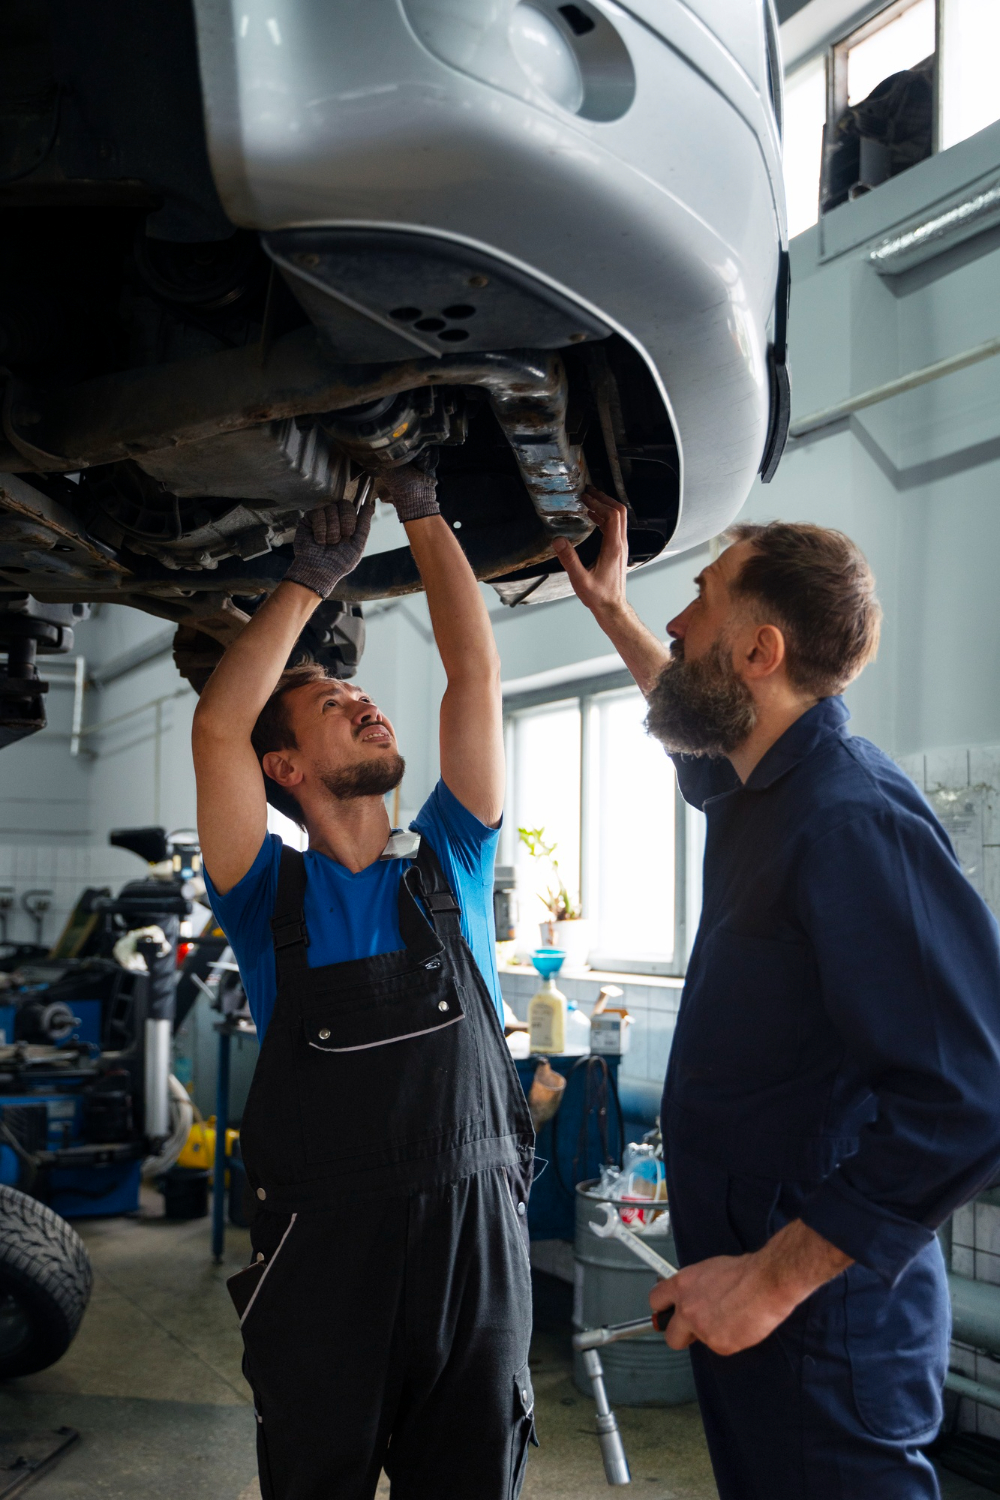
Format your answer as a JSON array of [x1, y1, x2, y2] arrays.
[[266, 228, 611, 361], [133, 230, 264, 312], [0, 596, 88, 749], [137, 418, 350, 505], [0, 331, 592, 539], [319, 388, 466, 470], [15, 1000, 80, 1046]]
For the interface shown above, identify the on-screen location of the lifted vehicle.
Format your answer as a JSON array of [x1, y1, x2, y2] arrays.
[[0, 0, 788, 740]]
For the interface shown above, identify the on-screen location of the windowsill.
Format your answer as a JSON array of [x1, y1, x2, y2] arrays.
[[498, 961, 684, 989], [816, 117, 1000, 263]]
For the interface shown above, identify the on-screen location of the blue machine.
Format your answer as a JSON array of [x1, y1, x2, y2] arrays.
[[0, 825, 202, 1219]]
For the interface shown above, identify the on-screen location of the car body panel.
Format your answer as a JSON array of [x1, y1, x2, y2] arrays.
[[192, 0, 786, 552]]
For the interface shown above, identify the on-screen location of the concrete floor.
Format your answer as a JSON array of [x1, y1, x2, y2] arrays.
[[0, 1191, 990, 1499]]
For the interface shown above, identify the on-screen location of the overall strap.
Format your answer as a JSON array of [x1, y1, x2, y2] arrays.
[[411, 837, 463, 938], [270, 846, 310, 979]]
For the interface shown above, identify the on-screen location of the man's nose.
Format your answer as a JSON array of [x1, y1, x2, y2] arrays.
[[354, 703, 381, 725], [667, 601, 695, 639]]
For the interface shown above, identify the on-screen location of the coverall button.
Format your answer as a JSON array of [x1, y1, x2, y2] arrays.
[[517, 1201, 526, 1215], [438, 1001, 449, 1011], [256, 1187, 266, 1200], [318, 1028, 331, 1039]]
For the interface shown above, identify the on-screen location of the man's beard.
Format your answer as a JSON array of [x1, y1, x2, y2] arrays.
[[320, 753, 406, 801], [645, 639, 756, 757]]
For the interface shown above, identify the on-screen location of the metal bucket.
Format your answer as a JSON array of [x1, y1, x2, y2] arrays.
[[573, 1180, 697, 1407]]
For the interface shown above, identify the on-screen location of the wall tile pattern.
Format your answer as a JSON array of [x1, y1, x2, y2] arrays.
[[898, 745, 1000, 1436]]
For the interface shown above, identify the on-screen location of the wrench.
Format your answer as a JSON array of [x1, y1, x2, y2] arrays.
[[577, 1203, 680, 1486], [588, 1201, 678, 1281]]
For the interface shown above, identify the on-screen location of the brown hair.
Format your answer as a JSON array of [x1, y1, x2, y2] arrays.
[[250, 662, 334, 827], [725, 522, 881, 697]]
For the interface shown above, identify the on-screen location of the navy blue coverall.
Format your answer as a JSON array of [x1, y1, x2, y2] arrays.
[[664, 696, 1000, 1499]]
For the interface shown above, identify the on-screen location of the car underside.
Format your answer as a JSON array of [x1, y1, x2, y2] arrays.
[[0, 0, 787, 745]]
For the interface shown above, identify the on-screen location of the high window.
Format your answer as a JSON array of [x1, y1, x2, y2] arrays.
[[504, 670, 705, 975], [782, 0, 1000, 238]]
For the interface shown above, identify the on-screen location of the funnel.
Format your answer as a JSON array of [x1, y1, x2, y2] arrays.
[[531, 948, 566, 981]]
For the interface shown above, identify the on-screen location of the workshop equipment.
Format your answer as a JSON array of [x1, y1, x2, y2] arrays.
[[574, 1190, 695, 1409], [574, 1202, 686, 1485], [0, 826, 198, 1217], [514, 1054, 624, 1240], [591, 986, 631, 1058], [493, 865, 517, 943]]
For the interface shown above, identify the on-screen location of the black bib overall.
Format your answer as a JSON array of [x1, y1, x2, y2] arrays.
[[237, 837, 536, 1500]]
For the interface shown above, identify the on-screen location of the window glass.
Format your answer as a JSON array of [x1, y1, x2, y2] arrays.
[[590, 689, 676, 966], [847, 0, 935, 104], [783, 56, 827, 238], [267, 803, 306, 850], [940, 0, 1000, 149], [511, 703, 582, 934]]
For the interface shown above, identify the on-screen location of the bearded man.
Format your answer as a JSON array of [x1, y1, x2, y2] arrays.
[[193, 466, 534, 1500], [554, 492, 1000, 1500]]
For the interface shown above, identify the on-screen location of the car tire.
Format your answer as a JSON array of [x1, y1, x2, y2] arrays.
[[0, 1185, 92, 1378]]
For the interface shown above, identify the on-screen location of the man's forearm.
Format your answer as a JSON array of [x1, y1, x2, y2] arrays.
[[405, 515, 499, 678], [592, 600, 672, 699], [195, 581, 319, 736]]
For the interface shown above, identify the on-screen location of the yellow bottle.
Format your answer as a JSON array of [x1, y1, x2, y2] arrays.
[[529, 976, 568, 1054]]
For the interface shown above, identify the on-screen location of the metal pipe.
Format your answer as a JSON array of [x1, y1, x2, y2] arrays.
[[1, 334, 591, 537], [945, 1371, 1000, 1412], [948, 1272, 1000, 1354], [788, 334, 1000, 442], [69, 654, 85, 757]]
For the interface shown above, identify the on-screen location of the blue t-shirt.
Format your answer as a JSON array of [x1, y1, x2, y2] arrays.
[[204, 780, 502, 1042]]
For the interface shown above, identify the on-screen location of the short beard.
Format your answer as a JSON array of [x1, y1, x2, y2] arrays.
[[645, 639, 756, 757], [320, 753, 406, 801]]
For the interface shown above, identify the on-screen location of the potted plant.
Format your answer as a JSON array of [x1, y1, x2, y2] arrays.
[[517, 826, 590, 969]]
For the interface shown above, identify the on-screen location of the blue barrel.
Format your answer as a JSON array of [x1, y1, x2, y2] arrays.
[[573, 1181, 696, 1407]]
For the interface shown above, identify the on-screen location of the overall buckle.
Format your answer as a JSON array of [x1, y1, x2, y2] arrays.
[[270, 913, 309, 949]]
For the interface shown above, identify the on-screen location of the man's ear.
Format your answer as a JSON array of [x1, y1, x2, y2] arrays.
[[744, 623, 786, 680], [262, 750, 303, 788]]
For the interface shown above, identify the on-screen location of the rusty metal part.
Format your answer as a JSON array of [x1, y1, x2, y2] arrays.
[[0, 333, 592, 538], [0, 471, 133, 584]]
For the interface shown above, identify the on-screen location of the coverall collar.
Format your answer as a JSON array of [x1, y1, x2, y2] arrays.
[[742, 695, 851, 793]]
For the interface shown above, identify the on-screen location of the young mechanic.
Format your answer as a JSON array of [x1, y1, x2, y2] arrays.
[[554, 491, 1000, 1500], [192, 467, 535, 1500]]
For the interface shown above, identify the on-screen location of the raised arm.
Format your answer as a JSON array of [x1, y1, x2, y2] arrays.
[[192, 498, 373, 893], [553, 488, 671, 698], [378, 467, 502, 827]]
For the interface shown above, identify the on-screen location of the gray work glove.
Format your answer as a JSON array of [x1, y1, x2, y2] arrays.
[[284, 495, 375, 599], [375, 456, 440, 523]]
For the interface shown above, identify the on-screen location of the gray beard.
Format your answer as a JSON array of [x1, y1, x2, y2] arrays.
[[645, 641, 756, 757], [320, 753, 406, 801]]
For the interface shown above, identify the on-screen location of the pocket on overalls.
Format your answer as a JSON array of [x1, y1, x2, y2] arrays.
[[510, 1362, 537, 1498], [297, 967, 485, 1166], [845, 1249, 949, 1441]]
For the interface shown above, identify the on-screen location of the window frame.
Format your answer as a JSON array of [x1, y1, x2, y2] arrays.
[[503, 669, 693, 978], [784, 0, 945, 236]]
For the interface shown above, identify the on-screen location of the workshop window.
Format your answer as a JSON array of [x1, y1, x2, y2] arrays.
[[505, 677, 701, 975], [781, 0, 1000, 239]]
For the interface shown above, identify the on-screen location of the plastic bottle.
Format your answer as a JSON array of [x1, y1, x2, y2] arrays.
[[563, 1001, 592, 1055], [529, 975, 568, 1054]]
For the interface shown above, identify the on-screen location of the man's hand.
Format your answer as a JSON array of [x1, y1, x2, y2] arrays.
[[284, 494, 375, 598], [552, 487, 628, 614], [651, 1219, 853, 1357], [552, 485, 670, 698], [375, 459, 441, 523]]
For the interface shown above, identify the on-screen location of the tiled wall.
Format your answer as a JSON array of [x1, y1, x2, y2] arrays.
[[897, 745, 1000, 1437], [498, 966, 683, 1110], [0, 841, 141, 949]]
